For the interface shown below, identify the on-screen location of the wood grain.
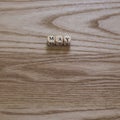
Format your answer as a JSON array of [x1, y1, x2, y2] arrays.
[[0, 0, 120, 119]]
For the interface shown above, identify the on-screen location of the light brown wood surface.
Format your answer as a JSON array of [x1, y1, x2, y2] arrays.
[[0, 0, 120, 120]]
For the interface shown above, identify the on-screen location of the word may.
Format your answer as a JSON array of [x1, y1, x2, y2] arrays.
[[47, 35, 71, 46]]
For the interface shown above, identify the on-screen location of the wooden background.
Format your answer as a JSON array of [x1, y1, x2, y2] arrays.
[[0, 0, 120, 119]]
